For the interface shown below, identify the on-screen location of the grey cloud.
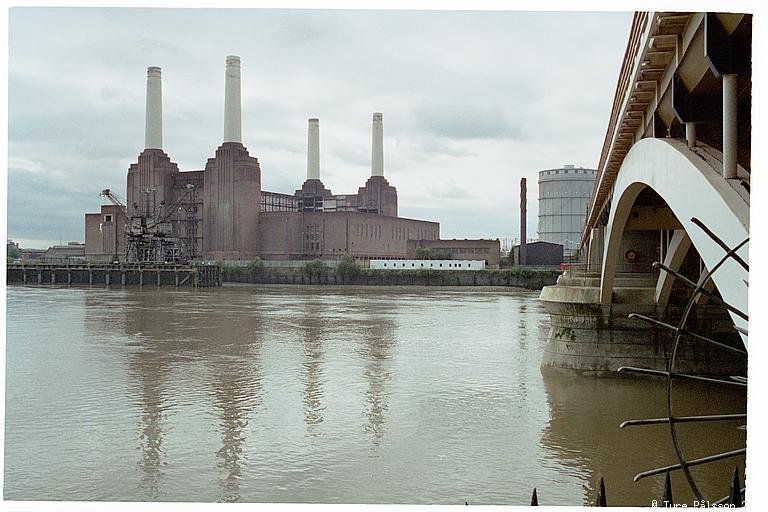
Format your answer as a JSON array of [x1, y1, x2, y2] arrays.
[[430, 184, 475, 200], [413, 101, 521, 141]]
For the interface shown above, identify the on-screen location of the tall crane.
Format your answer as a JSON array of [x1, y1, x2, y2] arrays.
[[100, 185, 197, 264]]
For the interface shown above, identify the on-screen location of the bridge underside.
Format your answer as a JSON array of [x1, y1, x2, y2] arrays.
[[540, 138, 747, 375]]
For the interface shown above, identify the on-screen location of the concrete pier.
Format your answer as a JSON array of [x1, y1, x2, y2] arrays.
[[539, 270, 746, 376]]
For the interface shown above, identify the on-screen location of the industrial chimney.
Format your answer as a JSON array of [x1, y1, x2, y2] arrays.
[[223, 55, 242, 144], [145, 66, 162, 150], [371, 112, 384, 177], [307, 118, 320, 180], [520, 177, 527, 265]]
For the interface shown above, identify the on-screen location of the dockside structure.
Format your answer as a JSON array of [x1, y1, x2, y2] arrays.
[[85, 57, 438, 263]]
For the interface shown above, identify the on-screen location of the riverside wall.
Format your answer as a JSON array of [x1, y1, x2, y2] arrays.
[[6, 263, 221, 288], [221, 267, 560, 289], [7, 264, 560, 290]]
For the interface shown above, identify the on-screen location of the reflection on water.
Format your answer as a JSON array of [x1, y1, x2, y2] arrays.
[[207, 313, 263, 503], [131, 344, 169, 499], [540, 372, 746, 506], [4, 285, 746, 505], [358, 322, 396, 445], [298, 300, 325, 437]]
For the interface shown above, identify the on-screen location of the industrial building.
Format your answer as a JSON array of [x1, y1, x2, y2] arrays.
[[537, 165, 597, 256], [510, 241, 562, 267], [85, 57, 440, 263], [406, 239, 500, 268], [511, 176, 564, 267]]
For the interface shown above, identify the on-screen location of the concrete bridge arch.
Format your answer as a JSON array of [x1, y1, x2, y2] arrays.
[[599, 137, 749, 338]]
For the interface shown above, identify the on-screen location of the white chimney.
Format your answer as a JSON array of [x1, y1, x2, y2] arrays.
[[371, 112, 384, 177], [144, 66, 162, 150], [223, 55, 242, 144], [307, 118, 320, 180]]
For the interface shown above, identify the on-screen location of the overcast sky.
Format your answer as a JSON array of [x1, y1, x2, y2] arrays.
[[8, 7, 632, 249]]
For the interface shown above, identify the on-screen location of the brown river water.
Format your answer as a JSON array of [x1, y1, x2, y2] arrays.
[[4, 284, 746, 505]]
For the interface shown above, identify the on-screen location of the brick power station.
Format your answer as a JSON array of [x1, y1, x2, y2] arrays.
[[85, 56, 452, 264]]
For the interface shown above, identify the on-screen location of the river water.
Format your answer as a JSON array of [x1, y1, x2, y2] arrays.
[[4, 285, 746, 505]]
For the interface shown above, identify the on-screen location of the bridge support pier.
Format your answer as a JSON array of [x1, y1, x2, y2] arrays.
[[539, 279, 745, 376]]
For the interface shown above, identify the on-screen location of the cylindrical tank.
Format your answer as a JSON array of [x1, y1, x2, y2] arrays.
[[537, 164, 597, 256]]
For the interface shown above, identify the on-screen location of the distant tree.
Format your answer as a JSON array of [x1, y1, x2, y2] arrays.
[[336, 255, 361, 282], [302, 259, 326, 278], [247, 256, 264, 275], [7, 244, 20, 260], [415, 247, 432, 260]]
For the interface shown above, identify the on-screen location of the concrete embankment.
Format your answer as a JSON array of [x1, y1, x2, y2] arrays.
[[6, 264, 560, 290], [221, 268, 561, 290]]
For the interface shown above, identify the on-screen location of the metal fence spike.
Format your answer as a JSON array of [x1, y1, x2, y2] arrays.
[[730, 467, 743, 507], [596, 476, 607, 506], [662, 470, 673, 506]]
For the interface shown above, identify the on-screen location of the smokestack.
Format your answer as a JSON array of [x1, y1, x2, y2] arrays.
[[307, 118, 320, 180], [145, 66, 162, 150], [371, 112, 384, 177], [223, 55, 242, 144], [520, 177, 527, 265]]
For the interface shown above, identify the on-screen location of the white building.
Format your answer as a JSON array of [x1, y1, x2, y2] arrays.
[[370, 259, 485, 270]]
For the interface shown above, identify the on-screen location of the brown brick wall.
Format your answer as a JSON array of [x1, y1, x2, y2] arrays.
[[203, 142, 261, 260], [84, 205, 126, 259], [126, 149, 180, 216], [257, 212, 304, 260], [257, 211, 439, 261], [407, 239, 501, 268], [356, 175, 397, 216]]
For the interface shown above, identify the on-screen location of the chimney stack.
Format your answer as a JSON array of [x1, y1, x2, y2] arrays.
[[307, 118, 320, 180], [371, 112, 384, 177], [520, 177, 527, 265], [145, 66, 163, 150], [223, 55, 242, 144]]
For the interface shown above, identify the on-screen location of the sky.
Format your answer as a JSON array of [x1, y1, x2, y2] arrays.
[[7, 7, 633, 249]]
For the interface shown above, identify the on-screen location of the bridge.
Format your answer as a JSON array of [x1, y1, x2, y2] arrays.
[[539, 12, 750, 375]]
